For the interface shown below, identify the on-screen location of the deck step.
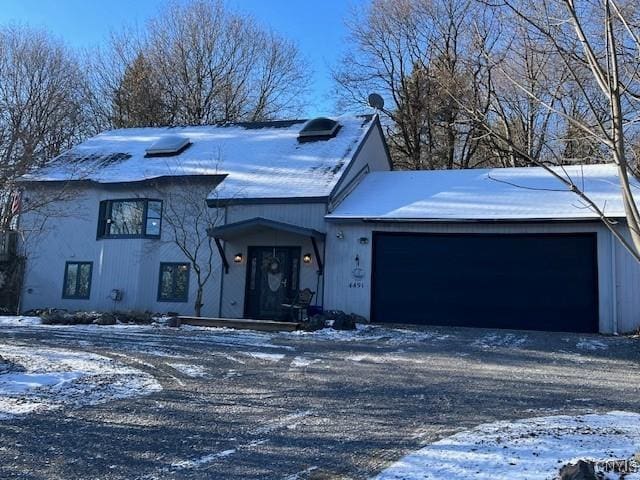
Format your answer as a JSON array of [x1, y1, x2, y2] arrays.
[[179, 316, 301, 332]]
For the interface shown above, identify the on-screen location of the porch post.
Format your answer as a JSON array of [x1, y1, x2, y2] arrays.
[[214, 237, 230, 274], [310, 236, 323, 275]]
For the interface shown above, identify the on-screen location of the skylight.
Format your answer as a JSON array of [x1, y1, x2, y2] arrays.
[[145, 135, 191, 157], [298, 117, 340, 142]]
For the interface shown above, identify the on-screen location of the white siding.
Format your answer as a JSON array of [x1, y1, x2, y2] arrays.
[[219, 231, 323, 318], [323, 220, 625, 333], [612, 225, 640, 333], [20, 182, 222, 317], [226, 203, 327, 231], [20, 191, 328, 319], [329, 122, 391, 211], [217, 203, 327, 317]]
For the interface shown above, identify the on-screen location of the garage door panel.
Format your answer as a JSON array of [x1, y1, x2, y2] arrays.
[[371, 233, 598, 333]]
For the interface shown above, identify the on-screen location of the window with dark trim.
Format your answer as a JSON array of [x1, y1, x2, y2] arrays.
[[63, 261, 93, 299], [157, 263, 190, 302], [97, 199, 162, 238]]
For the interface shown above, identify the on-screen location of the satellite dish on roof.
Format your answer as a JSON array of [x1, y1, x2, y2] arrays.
[[368, 93, 385, 111]]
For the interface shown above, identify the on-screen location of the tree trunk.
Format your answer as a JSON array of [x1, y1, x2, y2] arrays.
[[605, 0, 640, 258], [194, 286, 204, 317]]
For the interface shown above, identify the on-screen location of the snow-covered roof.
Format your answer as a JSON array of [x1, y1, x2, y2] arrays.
[[21, 116, 376, 201], [328, 164, 637, 221]]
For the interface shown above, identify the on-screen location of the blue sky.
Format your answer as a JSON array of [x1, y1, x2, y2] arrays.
[[0, 0, 363, 117]]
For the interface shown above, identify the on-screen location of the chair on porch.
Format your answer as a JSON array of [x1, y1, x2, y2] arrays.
[[281, 288, 315, 322]]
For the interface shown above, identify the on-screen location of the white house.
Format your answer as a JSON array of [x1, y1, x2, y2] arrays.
[[16, 114, 640, 334], [17, 115, 391, 319]]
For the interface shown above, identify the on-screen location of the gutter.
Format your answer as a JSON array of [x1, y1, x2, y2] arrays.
[[324, 216, 626, 224]]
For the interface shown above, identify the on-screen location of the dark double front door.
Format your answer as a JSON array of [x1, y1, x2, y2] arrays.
[[245, 246, 300, 320]]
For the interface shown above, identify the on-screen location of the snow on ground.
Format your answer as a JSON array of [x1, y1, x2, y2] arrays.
[[171, 449, 236, 470], [471, 332, 528, 349], [347, 354, 419, 364], [0, 316, 456, 350], [289, 325, 450, 345], [283, 466, 319, 480], [243, 352, 285, 362], [290, 356, 321, 368], [167, 363, 207, 377], [183, 326, 295, 350], [0, 316, 42, 326], [0, 345, 161, 419], [212, 352, 246, 364], [253, 410, 314, 435], [373, 411, 640, 480], [577, 338, 609, 351]]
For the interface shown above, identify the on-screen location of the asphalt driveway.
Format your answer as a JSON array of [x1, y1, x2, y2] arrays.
[[0, 322, 639, 479]]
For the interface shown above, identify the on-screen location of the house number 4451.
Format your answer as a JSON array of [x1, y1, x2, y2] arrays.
[[349, 281, 365, 288]]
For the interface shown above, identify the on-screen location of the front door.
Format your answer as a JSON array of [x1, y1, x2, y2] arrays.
[[245, 246, 301, 320]]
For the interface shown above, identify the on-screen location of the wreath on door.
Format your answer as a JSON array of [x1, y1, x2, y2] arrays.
[[263, 256, 283, 292]]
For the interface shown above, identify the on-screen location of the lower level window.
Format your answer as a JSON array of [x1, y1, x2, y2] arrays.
[[63, 262, 93, 299], [158, 263, 190, 302]]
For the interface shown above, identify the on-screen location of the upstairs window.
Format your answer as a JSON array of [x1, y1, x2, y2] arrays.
[[97, 199, 162, 238], [157, 263, 190, 302], [63, 261, 93, 299]]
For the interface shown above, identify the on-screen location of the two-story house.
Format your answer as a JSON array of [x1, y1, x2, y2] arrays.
[[16, 114, 640, 334], [17, 115, 391, 319]]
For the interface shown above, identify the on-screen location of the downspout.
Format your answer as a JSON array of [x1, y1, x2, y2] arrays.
[[321, 204, 328, 311], [610, 231, 618, 334], [321, 238, 326, 309]]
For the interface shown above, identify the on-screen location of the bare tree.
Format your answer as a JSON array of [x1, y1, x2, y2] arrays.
[[0, 25, 87, 228], [154, 174, 225, 317], [334, 0, 493, 170], [86, 0, 309, 128], [438, 0, 640, 260], [82, 30, 145, 133], [147, 0, 309, 124]]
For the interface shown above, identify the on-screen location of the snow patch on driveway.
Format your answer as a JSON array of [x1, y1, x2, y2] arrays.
[[373, 411, 640, 480], [0, 345, 161, 419], [289, 325, 449, 344], [0, 372, 82, 394], [577, 338, 609, 351], [0, 316, 42, 326], [171, 449, 236, 469], [167, 363, 207, 377], [243, 352, 285, 362], [472, 333, 528, 349], [290, 356, 321, 368]]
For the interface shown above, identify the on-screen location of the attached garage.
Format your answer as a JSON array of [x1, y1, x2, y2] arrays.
[[371, 232, 599, 332], [324, 164, 640, 334]]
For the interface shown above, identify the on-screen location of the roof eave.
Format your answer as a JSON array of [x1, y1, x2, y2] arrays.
[[207, 195, 329, 207]]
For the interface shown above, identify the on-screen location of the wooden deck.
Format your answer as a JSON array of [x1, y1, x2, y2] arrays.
[[179, 316, 301, 332]]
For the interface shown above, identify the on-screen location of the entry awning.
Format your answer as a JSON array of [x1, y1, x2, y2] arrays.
[[207, 217, 325, 241], [207, 217, 325, 274]]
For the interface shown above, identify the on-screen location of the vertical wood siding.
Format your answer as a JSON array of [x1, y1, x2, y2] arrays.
[[20, 183, 222, 317], [613, 226, 640, 333]]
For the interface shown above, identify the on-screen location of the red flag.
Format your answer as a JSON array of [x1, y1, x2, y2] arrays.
[[10, 191, 21, 216]]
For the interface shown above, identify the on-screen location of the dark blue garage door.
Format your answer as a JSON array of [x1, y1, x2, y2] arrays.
[[371, 232, 599, 333]]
